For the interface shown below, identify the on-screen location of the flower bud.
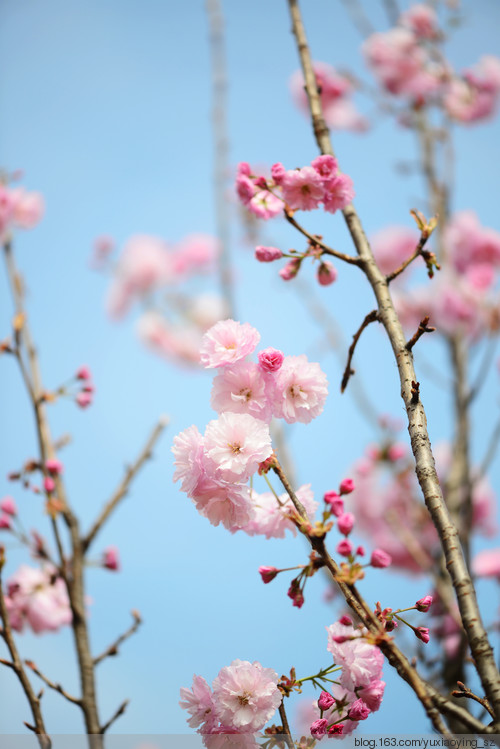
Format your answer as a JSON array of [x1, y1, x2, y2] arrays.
[[415, 595, 433, 612], [255, 245, 283, 263], [317, 261, 337, 286], [318, 690, 335, 711], [415, 626, 430, 644], [259, 566, 278, 584], [370, 549, 392, 568], [337, 512, 355, 536], [310, 719, 328, 738], [336, 539, 353, 557], [339, 478, 355, 495], [258, 347, 284, 373]]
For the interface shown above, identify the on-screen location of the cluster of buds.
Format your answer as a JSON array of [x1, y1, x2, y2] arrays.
[[39, 365, 95, 409], [375, 595, 433, 643], [255, 241, 338, 288]]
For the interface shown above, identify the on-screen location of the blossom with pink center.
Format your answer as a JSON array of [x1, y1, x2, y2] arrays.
[[281, 167, 324, 211], [210, 361, 273, 423], [204, 413, 272, 482], [5, 564, 72, 634], [255, 245, 283, 263], [200, 320, 260, 369], [399, 4, 439, 39], [326, 622, 384, 691], [0, 496, 17, 516], [103, 546, 120, 571], [322, 173, 355, 213], [244, 484, 317, 539], [212, 660, 282, 732], [190, 478, 253, 533], [172, 425, 207, 496], [248, 190, 283, 220], [180, 674, 218, 732], [370, 226, 420, 277], [273, 354, 328, 424], [472, 548, 500, 579], [317, 262, 337, 286], [258, 348, 284, 374]]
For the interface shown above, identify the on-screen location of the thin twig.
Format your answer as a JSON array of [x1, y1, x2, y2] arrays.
[[25, 660, 82, 706], [278, 701, 294, 749], [341, 309, 379, 392], [386, 233, 430, 282], [100, 698, 130, 734], [83, 417, 169, 553], [93, 610, 142, 666], [287, 0, 500, 724], [452, 681, 496, 720], [405, 316, 435, 352], [284, 209, 362, 266], [271, 461, 308, 518]]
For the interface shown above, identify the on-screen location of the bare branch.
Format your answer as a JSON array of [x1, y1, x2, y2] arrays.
[[83, 417, 169, 553], [93, 610, 142, 666], [278, 701, 294, 749], [341, 309, 379, 392], [284, 209, 362, 266], [100, 699, 130, 734], [405, 316, 435, 352], [25, 660, 82, 706], [452, 681, 496, 720]]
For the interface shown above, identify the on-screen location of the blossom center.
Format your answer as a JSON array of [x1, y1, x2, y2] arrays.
[[237, 691, 251, 706], [227, 442, 242, 454]]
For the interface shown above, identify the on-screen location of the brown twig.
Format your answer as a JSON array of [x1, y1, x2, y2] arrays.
[[386, 233, 431, 282], [278, 701, 294, 749], [341, 309, 379, 392], [284, 209, 362, 266], [93, 610, 142, 666], [83, 417, 169, 553], [287, 0, 500, 725], [0, 563, 51, 748], [271, 461, 308, 518], [405, 316, 435, 352], [100, 698, 130, 734], [452, 681, 496, 720], [25, 660, 82, 706]]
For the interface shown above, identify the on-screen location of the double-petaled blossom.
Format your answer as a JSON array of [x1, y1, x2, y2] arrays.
[[273, 354, 328, 424], [5, 564, 72, 634], [200, 320, 260, 369], [326, 622, 384, 691], [243, 485, 318, 539], [210, 361, 273, 423]]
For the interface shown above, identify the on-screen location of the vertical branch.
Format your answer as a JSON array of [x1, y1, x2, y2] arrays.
[[287, 0, 500, 722], [206, 0, 235, 318]]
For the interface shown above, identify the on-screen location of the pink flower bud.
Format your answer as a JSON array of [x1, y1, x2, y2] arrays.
[[0, 496, 17, 516], [0, 514, 12, 530], [339, 615, 352, 626], [271, 162, 286, 185], [370, 549, 392, 568], [337, 512, 355, 536], [287, 580, 304, 608], [318, 691, 335, 710], [356, 545, 365, 557], [415, 626, 430, 644], [45, 459, 63, 475], [339, 478, 355, 495], [415, 595, 433, 612], [76, 392, 93, 409], [310, 718, 328, 738], [279, 258, 301, 281], [336, 539, 353, 557], [254, 176, 267, 189], [259, 566, 278, 584], [317, 261, 337, 286], [82, 384, 95, 394], [348, 698, 371, 721], [388, 443, 406, 461], [258, 347, 284, 373], [328, 724, 344, 735], [237, 161, 251, 177], [43, 476, 55, 493], [103, 546, 120, 571], [324, 491, 344, 516], [76, 365, 92, 381], [255, 245, 283, 262]]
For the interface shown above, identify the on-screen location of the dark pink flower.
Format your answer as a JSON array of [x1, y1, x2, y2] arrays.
[[337, 512, 355, 536], [339, 478, 355, 495], [310, 718, 328, 738], [318, 690, 335, 710], [415, 626, 430, 644], [258, 347, 284, 374]]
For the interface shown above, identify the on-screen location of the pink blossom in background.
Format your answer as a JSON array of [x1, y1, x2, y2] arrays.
[[0, 496, 17, 515], [244, 484, 318, 539], [204, 412, 272, 482], [0, 514, 12, 529], [200, 320, 260, 369], [399, 4, 439, 39], [472, 548, 500, 579], [136, 312, 203, 367], [370, 549, 392, 568], [272, 354, 328, 424], [211, 660, 282, 733], [370, 226, 420, 277], [9, 188, 45, 229], [90, 235, 115, 268], [445, 211, 500, 277], [445, 56, 500, 124], [171, 234, 219, 278], [281, 167, 324, 211], [210, 361, 273, 423], [5, 564, 72, 634], [76, 392, 93, 408]]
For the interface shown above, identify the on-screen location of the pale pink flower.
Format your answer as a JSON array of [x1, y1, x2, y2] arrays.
[[444, 74, 499, 124], [322, 173, 355, 213], [180, 674, 217, 732], [236, 174, 257, 205], [281, 167, 324, 211], [137, 312, 201, 367], [258, 347, 284, 373], [9, 188, 45, 229], [5, 564, 72, 634], [190, 478, 253, 532], [244, 484, 317, 539], [103, 546, 120, 571], [172, 425, 207, 496], [248, 190, 283, 220], [273, 354, 328, 424], [0, 496, 17, 516], [200, 320, 260, 369], [0, 186, 15, 235], [172, 234, 219, 278], [212, 659, 282, 732], [400, 4, 439, 39], [445, 211, 500, 276], [326, 622, 384, 690], [210, 361, 273, 422], [358, 680, 385, 712], [204, 413, 272, 482], [472, 548, 500, 579]]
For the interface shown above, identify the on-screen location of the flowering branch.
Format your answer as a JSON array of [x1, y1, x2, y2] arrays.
[[93, 610, 142, 667], [82, 417, 168, 554], [284, 208, 361, 266], [287, 0, 500, 723], [341, 309, 379, 393]]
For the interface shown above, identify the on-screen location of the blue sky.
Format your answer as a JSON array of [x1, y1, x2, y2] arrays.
[[1, 0, 500, 738]]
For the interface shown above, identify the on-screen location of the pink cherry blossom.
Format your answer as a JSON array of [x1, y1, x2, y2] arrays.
[[257, 348, 284, 374], [204, 413, 272, 482], [248, 190, 283, 220], [46, 459, 64, 475], [337, 513, 355, 536], [171, 234, 219, 278], [200, 320, 260, 369], [311, 155, 338, 179], [326, 622, 384, 690], [273, 354, 328, 424], [399, 4, 439, 39], [445, 57, 500, 124], [43, 477, 55, 493], [190, 478, 254, 533], [211, 659, 282, 732], [339, 478, 355, 495], [310, 718, 328, 738], [180, 674, 217, 732], [472, 548, 500, 579], [76, 392, 93, 408], [370, 226, 420, 277], [370, 549, 392, 568], [0, 514, 12, 530], [415, 626, 430, 644], [358, 680, 385, 712], [244, 484, 317, 539], [5, 564, 72, 634], [415, 595, 433, 612], [137, 312, 201, 367], [348, 698, 371, 721], [258, 566, 278, 584], [279, 258, 301, 281], [336, 539, 353, 557], [281, 167, 324, 211], [9, 188, 45, 230], [210, 361, 273, 422], [322, 173, 355, 213], [172, 425, 207, 496]]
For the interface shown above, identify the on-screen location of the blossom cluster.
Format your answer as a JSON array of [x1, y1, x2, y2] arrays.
[[173, 320, 328, 532], [4, 564, 72, 634], [236, 155, 354, 221], [0, 182, 44, 239], [101, 233, 226, 367], [180, 659, 282, 740]]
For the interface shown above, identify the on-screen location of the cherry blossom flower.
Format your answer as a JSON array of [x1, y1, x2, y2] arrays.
[[172, 425, 207, 496], [243, 484, 317, 539], [322, 173, 355, 213], [273, 354, 328, 424], [0, 496, 17, 516], [281, 167, 324, 211], [257, 348, 284, 373], [210, 361, 273, 422], [370, 226, 420, 277], [179, 674, 218, 732], [103, 546, 120, 571], [248, 190, 283, 220], [189, 478, 254, 533], [211, 659, 282, 733], [472, 548, 500, 579], [255, 246, 283, 263], [399, 4, 439, 39], [200, 320, 260, 369], [204, 413, 272, 483], [326, 622, 384, 691], [5, 564, 72, 634]]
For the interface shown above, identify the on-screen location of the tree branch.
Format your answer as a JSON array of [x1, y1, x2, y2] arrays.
[[93, 610, 142, 667], [100, 699, 130, 734], [284, 209, 362, 266], [341, 309, 379, 392], [25, 660, 82, 706]]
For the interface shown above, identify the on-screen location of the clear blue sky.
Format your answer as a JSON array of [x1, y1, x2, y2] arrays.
[[1, 0, 499, 738]]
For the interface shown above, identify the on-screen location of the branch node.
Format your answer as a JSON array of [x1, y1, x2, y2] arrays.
[[406, 316, 435, 352]]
